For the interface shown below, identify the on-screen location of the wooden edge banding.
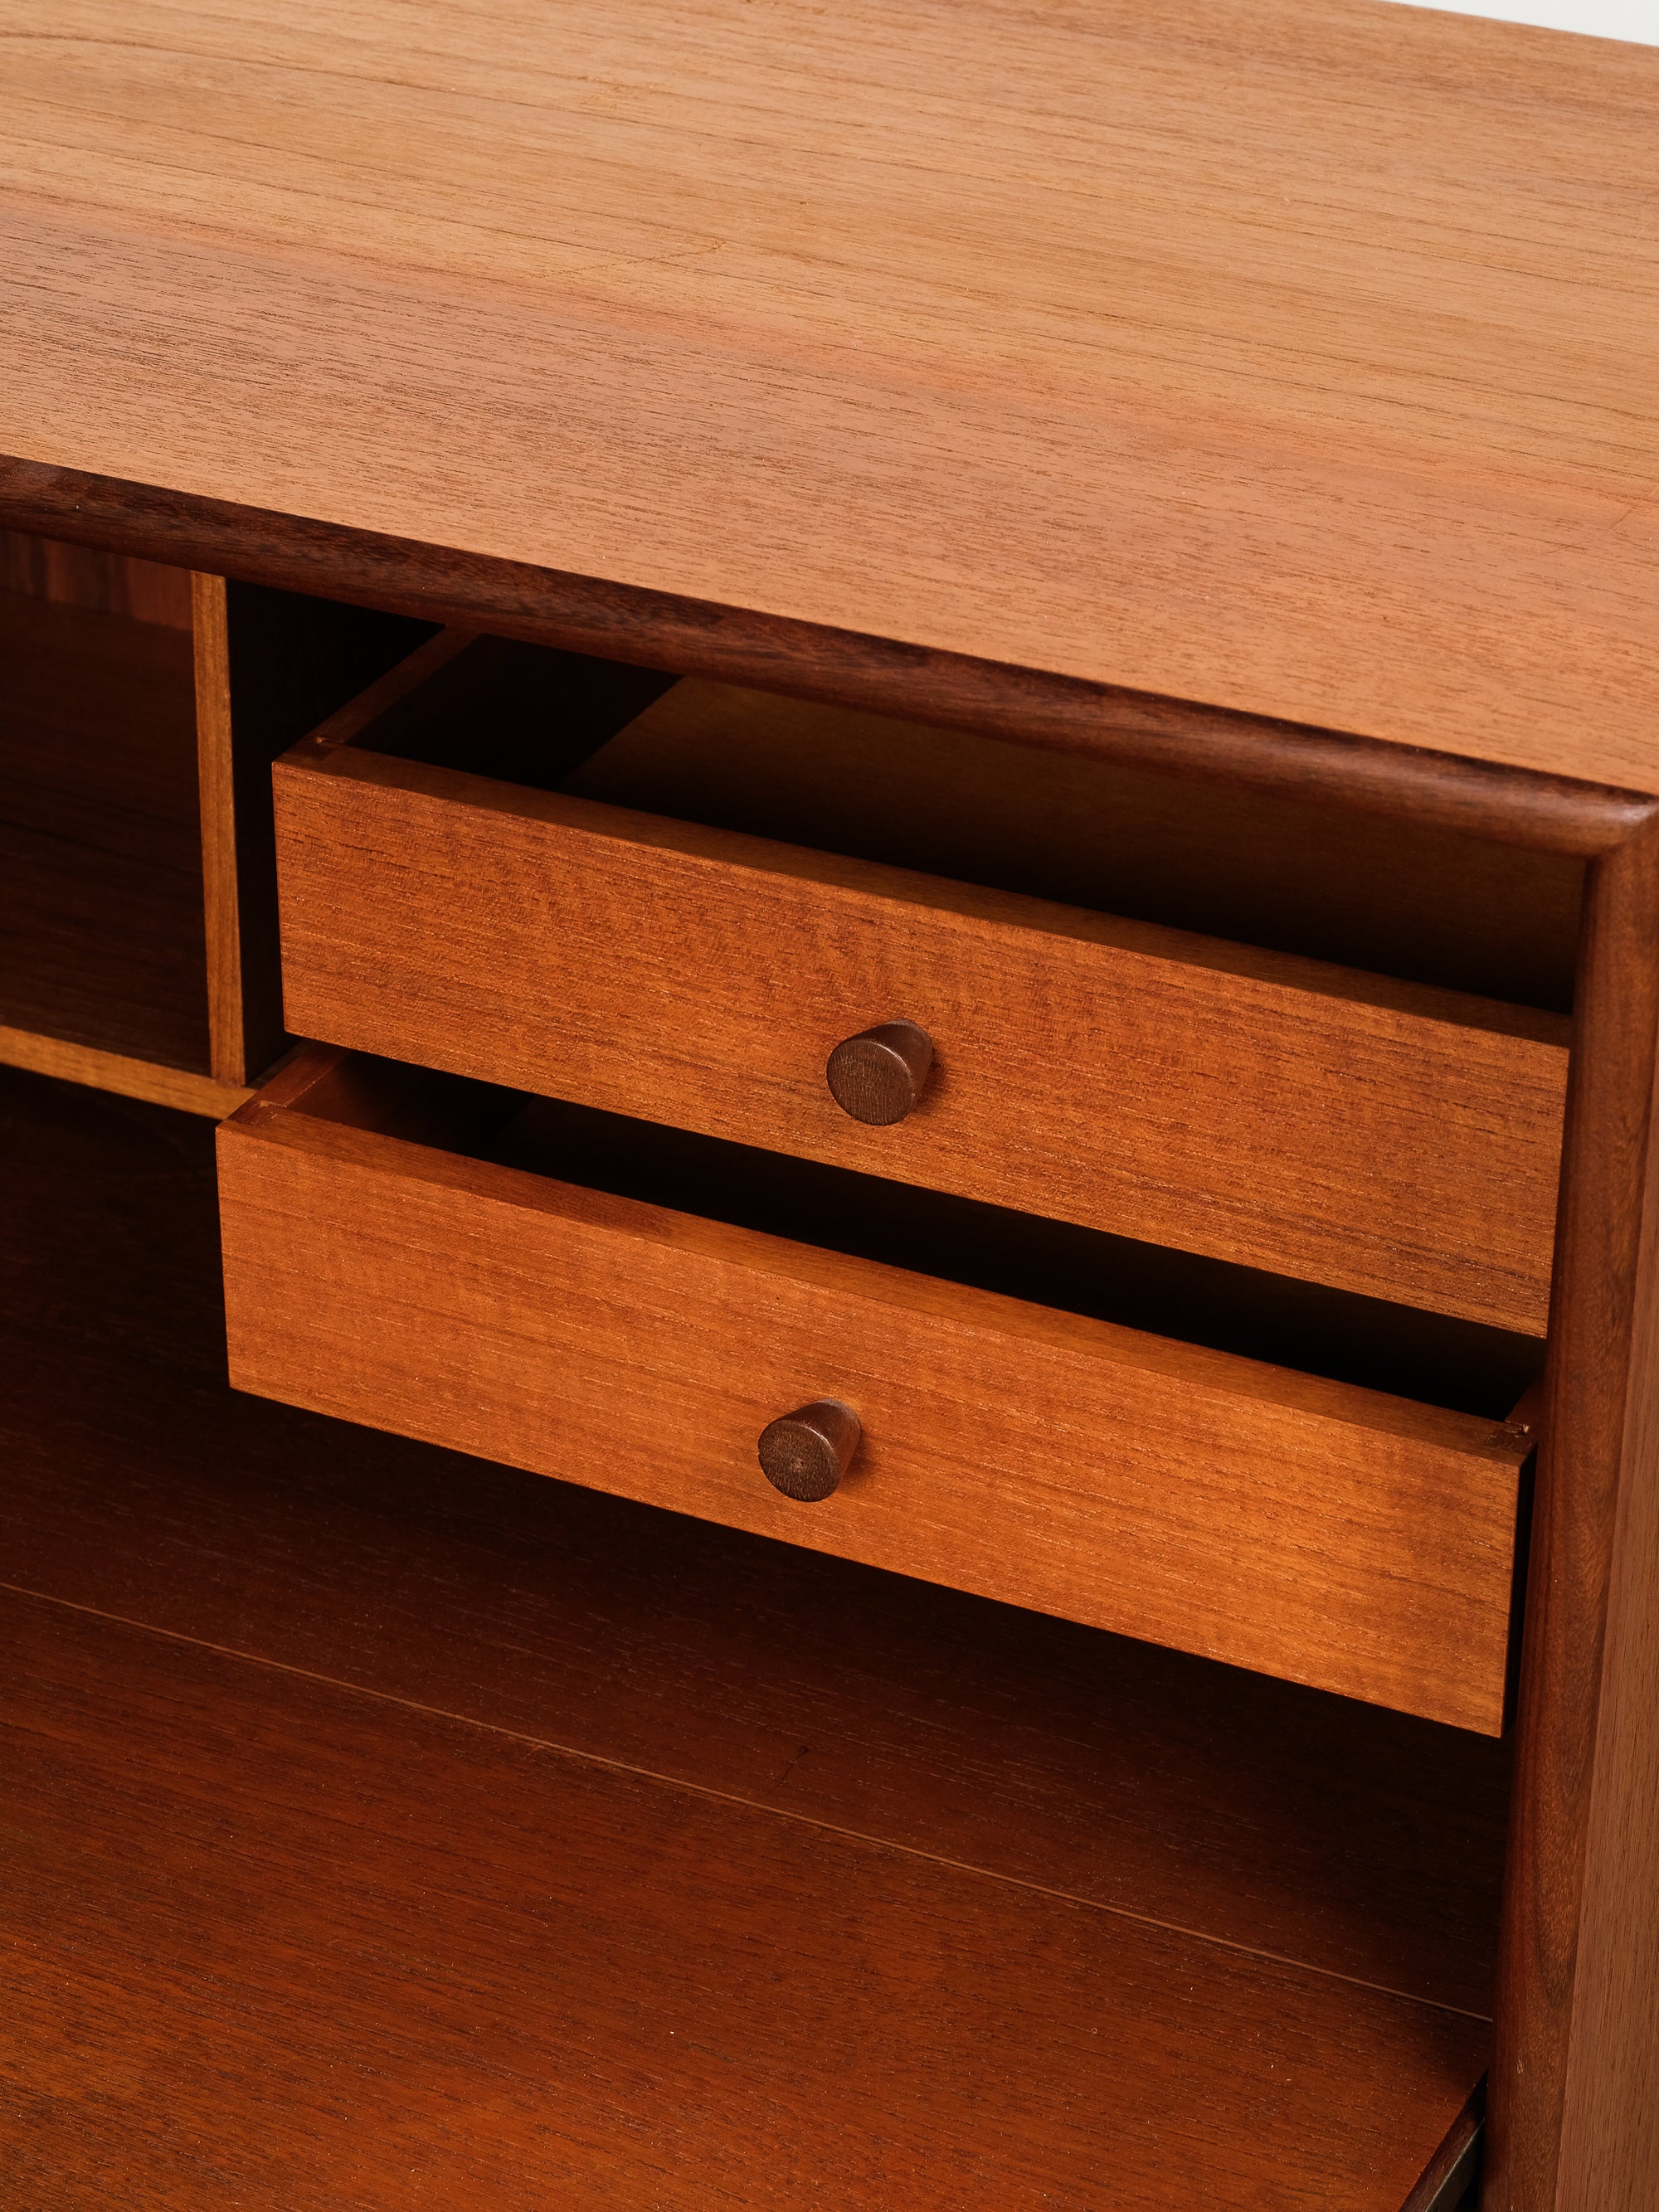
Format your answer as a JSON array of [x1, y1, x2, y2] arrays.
[[1399, 2083, 1484, 2212], [0, 1023, 251, 1118], [190, 569, 247, 1087], [2, 455, 1649, 858]]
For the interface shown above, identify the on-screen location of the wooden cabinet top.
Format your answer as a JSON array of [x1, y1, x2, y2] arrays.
[[3, 0, 1657, 790]]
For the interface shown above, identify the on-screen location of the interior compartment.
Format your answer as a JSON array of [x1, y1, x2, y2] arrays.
[[356, 633, 1583, 1012], [0, 533, 436, 1100], [0, 538, 210, 1073], [8, 1056, 1495, 2209]]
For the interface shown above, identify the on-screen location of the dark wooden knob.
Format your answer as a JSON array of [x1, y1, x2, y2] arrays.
[[757, 1399, 861, 1502], [825, 1021, 933, 1125]]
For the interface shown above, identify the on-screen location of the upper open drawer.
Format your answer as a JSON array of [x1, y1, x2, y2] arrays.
[[271, 632, 1571, 1335]]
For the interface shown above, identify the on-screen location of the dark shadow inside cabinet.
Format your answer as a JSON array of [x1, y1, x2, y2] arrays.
[[0, 532, 209, 1072]]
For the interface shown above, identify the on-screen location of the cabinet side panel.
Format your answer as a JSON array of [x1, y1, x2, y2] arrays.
[[1554, 1038, 1659, 2207], [1488, 825, 1659, 2210]]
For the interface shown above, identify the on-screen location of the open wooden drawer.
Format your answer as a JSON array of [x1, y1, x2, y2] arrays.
[[271, 633, 1571, 1337], [218, 1044, 1538, 1734]]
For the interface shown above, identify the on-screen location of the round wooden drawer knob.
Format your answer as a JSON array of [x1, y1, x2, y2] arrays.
[[757, 1399, 861, 1503], [825, 1021, 934, 1125]]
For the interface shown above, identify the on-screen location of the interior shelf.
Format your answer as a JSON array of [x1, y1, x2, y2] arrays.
[[0, 584, 209, 1077], [0, 1062, 1494, 2209]]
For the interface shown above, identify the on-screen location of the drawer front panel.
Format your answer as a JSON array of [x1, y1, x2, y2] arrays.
[[219, 1077, 1528, 1732], [275, 751, 1568, 1335]]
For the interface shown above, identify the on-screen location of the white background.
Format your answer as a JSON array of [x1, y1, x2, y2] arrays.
[[1381, 0, 1658, 40]]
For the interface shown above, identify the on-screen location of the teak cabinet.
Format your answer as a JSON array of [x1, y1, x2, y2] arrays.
[[2, 3, 1657, 2208]]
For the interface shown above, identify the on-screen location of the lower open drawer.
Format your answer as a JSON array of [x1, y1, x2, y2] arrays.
[[218, 1047, 1534, 1733]]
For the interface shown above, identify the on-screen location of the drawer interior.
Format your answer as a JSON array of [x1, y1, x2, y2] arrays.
[[289, 1049, 1542, 1422], [488, 1096, 1543, 1422], [351, 632, 1583, 1013]]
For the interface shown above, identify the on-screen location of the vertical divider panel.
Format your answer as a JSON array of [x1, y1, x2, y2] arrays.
[[1490, 819, 1659, 2212], [192, 572, 250, 1087]]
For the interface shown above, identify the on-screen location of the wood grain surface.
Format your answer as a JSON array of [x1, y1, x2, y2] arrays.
[[1, 1, 1656, 789], [0, 1059, 1511, 2015], [477, 1089, 1543, 1423], [0, 1590, 1486, 2212], [1400, 2087, 1483, 2212], [0, 586, 210, 1072], [275, 733, 1569, 1334], [0, 1060, 1494, 2205], [218, 1052, 1533, 1730], [192, 571, 255, 1083]]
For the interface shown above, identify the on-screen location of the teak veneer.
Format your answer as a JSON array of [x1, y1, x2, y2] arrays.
[[0, 538, 424, 1114], [565, 674, 1586, 1012], [0, 525, 191, 630], [2, 1, 1657, 790], [3, 2, 1659, 2205], [0, 1065, 1514, 2020], [2, 1591, 1486, 2212]]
